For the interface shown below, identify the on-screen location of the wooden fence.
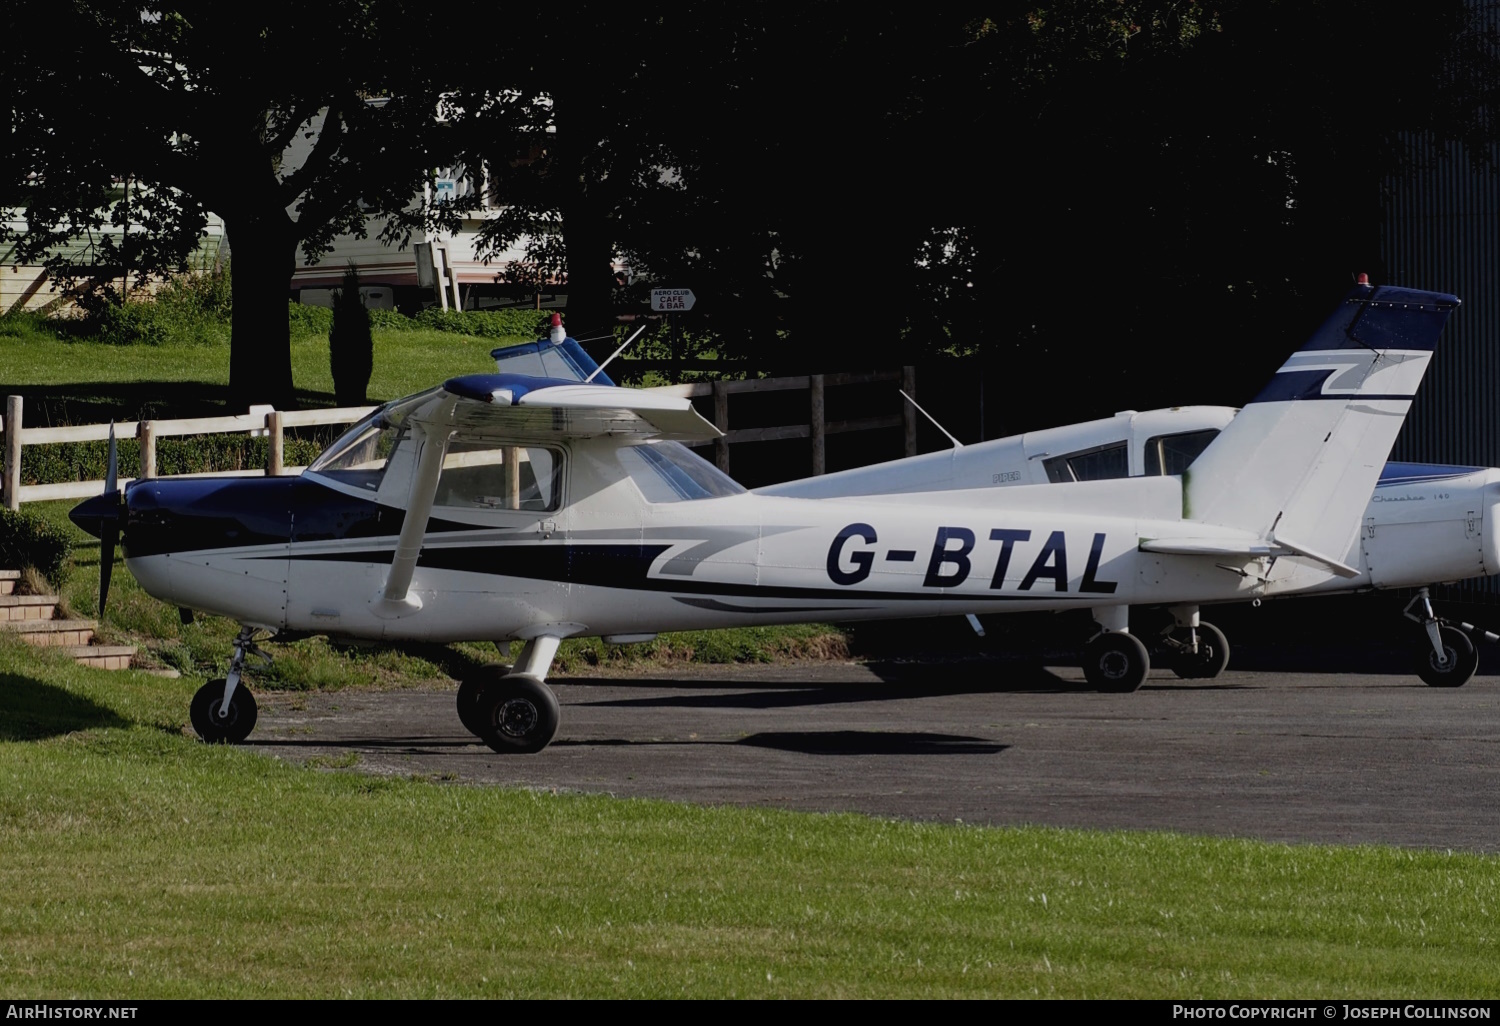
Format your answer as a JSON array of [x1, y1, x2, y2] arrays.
[[0, 366, 917, 508]]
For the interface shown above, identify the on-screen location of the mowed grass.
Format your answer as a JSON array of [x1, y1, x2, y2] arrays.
[[0, 322, 503, 421], [3, 642, 1500, 999]]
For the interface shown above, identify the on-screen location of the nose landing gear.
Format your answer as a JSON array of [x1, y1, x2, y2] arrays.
[[190, 626, 272, 742], [1405, 589, 1479, 688]]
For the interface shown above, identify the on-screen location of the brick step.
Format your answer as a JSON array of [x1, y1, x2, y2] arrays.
[[0, 570, 18, 596], [0, 594, 58, 621], [0, 618, 98, 646], [60, 645, 137, 671]]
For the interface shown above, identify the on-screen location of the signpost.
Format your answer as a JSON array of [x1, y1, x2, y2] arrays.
[[650, 288, 696, 312]]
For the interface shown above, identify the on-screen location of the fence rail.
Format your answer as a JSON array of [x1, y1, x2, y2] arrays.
[[1, 366, 917, 508]]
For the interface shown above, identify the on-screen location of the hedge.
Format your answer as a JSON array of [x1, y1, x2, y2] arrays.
[[19, 435, 327, 486], [0, 507, 71, 587]]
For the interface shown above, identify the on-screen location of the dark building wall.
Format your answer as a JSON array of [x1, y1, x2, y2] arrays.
[[1384, 138, 1500, 467]]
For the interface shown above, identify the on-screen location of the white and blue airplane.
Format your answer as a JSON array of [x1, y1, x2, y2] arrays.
[[69, 281, 1460, 752], [764, 387, 1497, 689]]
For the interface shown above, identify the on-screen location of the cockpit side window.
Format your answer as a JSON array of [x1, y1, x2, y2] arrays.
[[1043, 442, 1129, 483], [306, 386, 440, 494], [1144, 429, 1220, 476], [618, 441, 746, 502], [435, 442, 562, 512], [305, 417, 408, 492]]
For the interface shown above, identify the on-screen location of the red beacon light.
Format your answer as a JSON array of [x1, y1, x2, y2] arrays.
[[549, 312, 566, 345], [1356, 272, 1370, 286]]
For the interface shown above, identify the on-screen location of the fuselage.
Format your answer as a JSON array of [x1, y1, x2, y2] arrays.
[[116, 431, 1362, 643]]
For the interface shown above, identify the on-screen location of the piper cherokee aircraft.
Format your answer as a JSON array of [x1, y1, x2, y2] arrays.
[[762, 398, 1498, 688], [69, 280, 1459, 753]]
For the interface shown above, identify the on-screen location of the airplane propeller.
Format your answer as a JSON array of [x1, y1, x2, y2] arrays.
[[67, 423, 124, 616]]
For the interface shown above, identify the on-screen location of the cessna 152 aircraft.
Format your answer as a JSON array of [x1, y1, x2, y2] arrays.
[[763, 399, 1500, 689], [69, 280, 1459, 753]]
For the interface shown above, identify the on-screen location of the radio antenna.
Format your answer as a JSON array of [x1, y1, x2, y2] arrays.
[[899, 389, 962, 449], [586, 324, 650, 383]]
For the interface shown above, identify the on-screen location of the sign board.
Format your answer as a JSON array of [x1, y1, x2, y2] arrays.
[[433, 178, 457, 204], [651, 288, 696, 312]]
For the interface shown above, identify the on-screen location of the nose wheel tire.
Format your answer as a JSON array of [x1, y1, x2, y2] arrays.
[[1168, 621, 1230, 680], [1416, 624, 1477, 688], [1083, 632, 1150, 693], [190, 678, 258, 743], [474, 674, 560, 754]]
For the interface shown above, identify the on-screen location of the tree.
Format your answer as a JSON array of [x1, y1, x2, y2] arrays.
[[3, 2, 475, 407]]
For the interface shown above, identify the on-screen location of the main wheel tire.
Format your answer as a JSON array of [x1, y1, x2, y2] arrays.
[[1083, 632, 1151, 693], [189, 678, 259, 743], [1416, 624, 1477, 688], [1170, 621, 1231, 680], [474, 674, 560, 754], [455, 668, 508, 737]]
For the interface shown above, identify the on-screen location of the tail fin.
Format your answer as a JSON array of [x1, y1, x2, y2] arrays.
[[1184, 282, 1459, 562]]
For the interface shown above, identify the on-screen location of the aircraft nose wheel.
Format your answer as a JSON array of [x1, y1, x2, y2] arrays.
[[1416, 624, 1478, 688], [189, 678, 259, 743], [1166, 622, 1230, 680], [1082, 632, 1150, 693], [474, 674, 560, 754]]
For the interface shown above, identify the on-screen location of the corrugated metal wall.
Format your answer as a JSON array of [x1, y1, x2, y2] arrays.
[[1384, 2, 1500, 467], [1384, 138, 1500, 467]]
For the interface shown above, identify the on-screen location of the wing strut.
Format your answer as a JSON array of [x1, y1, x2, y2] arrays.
[[373, 413, 454, 618]]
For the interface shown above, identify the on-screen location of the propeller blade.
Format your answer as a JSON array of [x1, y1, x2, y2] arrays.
[[99, 513, 117, 617], [105, 422, 117, 494], [98, 424, 119, 615]]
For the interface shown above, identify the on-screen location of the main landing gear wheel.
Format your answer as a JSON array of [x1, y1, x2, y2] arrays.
[[1082, 632, 1151, 693], [456, 667, 509, 737], [1416, 624, 1477, 688], [1169, 622, 1230, 680], [474, 674, 560, 754], [190, 677, 259, 743]]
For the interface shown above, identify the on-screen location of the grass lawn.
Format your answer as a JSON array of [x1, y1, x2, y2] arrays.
[[3, 639, 1500, 998], [0, 322, 507, 424]]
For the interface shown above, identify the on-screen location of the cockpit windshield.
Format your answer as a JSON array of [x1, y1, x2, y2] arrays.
[[617, 441, 745, 502], [306, 387, 441, 492]]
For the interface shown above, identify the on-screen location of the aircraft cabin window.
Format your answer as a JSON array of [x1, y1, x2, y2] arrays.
[[618, 441, 746, 502], [305, 418, 409, 492], [1144, 429, 1220, 476], [435, 442, 561, 512], [307, 387, 441, 493], [1042, 442, 1129, 483]]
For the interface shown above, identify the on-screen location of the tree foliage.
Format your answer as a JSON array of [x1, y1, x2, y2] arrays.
[[3, 2, 475, 406], [7, 1, 1500, 426]]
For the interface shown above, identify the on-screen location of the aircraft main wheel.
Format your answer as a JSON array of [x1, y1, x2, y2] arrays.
[[1169, 622, 1230, 680], [1416, 625, 1477, 688], [455, 668, 508, 737], [474, 674, 560, 754], [1083, 632, 1150, 693], [189, 678, 259, 743]]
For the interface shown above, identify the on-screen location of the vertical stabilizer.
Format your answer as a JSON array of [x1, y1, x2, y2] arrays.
[[1184, 283, 1459, 561]]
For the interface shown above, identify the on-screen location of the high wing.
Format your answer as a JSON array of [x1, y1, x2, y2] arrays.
[[438, 373, 721, 443], [373, 372, 721, 618]]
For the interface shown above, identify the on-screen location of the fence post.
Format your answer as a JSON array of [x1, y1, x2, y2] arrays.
[[901, 365, 917, 458], [810, 374, 826, 476], [138, 421, 156, 479], [267, 410, 284, 476], [3, 396, 21, 510], [712, 379, 730, 473]]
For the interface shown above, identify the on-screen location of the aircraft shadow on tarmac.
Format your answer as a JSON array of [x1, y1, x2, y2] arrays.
[[734, 730, 1007, 756], [571, 659, 1260, 710]]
